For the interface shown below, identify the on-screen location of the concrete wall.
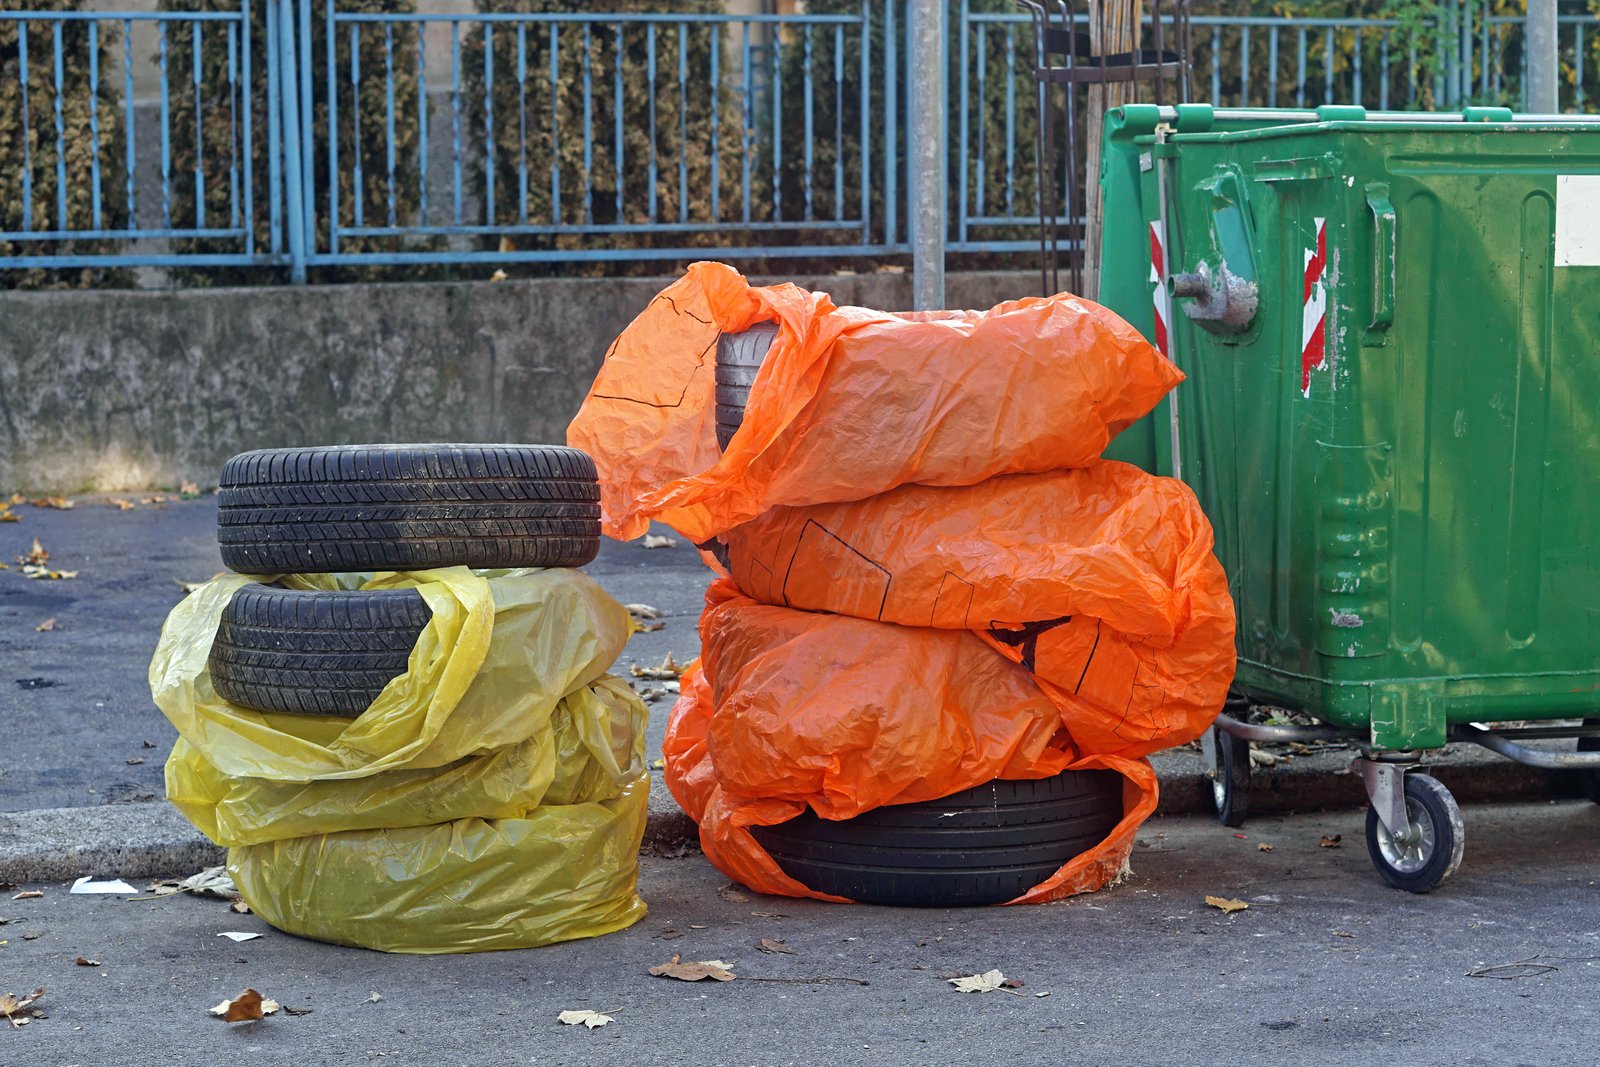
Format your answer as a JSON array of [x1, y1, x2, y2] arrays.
[[0, 271, 1041, 493]]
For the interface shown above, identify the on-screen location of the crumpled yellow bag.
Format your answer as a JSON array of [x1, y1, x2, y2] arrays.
[[166, 675, 644, 847], [229, 774, 650, 954], [151, 566, 649, 953], [150, 567, 631, 780]]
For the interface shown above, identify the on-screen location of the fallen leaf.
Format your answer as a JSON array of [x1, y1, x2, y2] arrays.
[[656, 928, 683, 941], [21, 564, 76, 580], [1205, 895, 1250, 913], [1331, 930, 1355, 939], [11, 891, 42, 901], [489, 269, 509, 282], [140, 495, 171, 505], [1034, 991, 1052, 998], [947, 969, 1009, 994], [1320, 834, 1343, 849], [0, 505, 17, 523], [649, 955, 736, 982], [230, 899, 251, 914], [18, 537, 47, 566], [1257, 842, 1274, 852], [21, 933, 39, 941], [641, 534, 678, 549], [625, 603, 662, 619], [365, 992, 383, 1004], [34, 618, 55, 632], [217, 932, 261, 943], [557, 1009, 615, 1029], [109, 499, 135, 511], [751, 911, 788, 920], [209, 988, 278, 1022], [74, 957, 100, 967], [281, 1004, 312, 1017], [716, 883, 750, 904], [29, 497, 74, 510], [758, 938, 793, 955], [0, 987, 45, 1028], [632, 653, 686, 681], [649, 758, 666, 770], [1000, 976, 1026, 989], [125, 757, 145, 766], [179, 482, 201, 498]]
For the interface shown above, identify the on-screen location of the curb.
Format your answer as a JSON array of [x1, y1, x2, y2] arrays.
[[0, 752, 1578, 886]]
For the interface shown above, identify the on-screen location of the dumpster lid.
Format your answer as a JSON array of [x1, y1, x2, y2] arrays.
[[1113, 102, 1600, 141]]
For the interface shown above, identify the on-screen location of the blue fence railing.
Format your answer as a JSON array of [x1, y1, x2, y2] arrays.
[[2, 2, 1595, 282]]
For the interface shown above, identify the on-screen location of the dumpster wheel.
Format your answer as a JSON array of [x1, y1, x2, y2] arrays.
[[1204, 724, 1251, 828], [1364, 773, 1464, 893], [1579, 719, 1600, 804]]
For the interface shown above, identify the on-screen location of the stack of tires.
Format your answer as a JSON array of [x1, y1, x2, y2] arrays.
[[209, 444, 602, 715], [151, 444, 653, 953]]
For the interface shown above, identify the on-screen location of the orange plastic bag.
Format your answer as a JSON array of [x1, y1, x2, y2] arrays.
[[722, 461, 1236, 758], [568, 262, 1183, 542], [662, 580, 1159, 904]]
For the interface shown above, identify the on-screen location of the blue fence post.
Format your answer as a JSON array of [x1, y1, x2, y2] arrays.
[[278, 0, 308, 283]]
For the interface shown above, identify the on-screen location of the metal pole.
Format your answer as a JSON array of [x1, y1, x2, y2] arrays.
[[278, 0, 308, 283], [908, 0, 946, 310], [1527, 0, 1558, 113]]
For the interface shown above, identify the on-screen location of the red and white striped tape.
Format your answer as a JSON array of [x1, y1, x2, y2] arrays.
[[1300, 216, 1328, 396], [1149, 220, 1170, 357]]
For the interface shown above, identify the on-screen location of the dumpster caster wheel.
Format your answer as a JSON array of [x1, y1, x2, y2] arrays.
[[1578, 720, 1600, 804], [1205, 725, 1250, 828], [1364, 773, 1464, 893]]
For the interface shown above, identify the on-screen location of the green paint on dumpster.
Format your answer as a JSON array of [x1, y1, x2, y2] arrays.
[[1098, 105, 1600, 752]]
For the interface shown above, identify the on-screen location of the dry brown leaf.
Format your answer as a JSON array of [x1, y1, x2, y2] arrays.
[[0, 505, 17, 523], [281, 1004, 313, 1017], [0, 987, 45, 1028], [757, 938, 793, 955], [140, 495, 171, 505], [1000, 976, 1026, 989], [11, 891, 41, 901], [34, 618, 55, 633], [1331, 930, 1355, 939], [179, 482, 201, 497], [716, 883, 750, 903], [1205, 895, 1250, 914], [631, 653, 687, 681], [648, 955, 736, 982], [109, 499, 136, 511], [209, 988, 278, 1022], [230, 899, 251, 914], [74, 957, 99, 967], [1257, 842, 1274, 852], [18, 537, 47, 566], [1319, 834, 1343, 849], [29, 497, 74, 510], [21, 565, 77, 581]]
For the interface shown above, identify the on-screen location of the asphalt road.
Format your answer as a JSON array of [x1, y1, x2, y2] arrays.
[[0, 496, 706, 813], [2, 801, 1596, 1067]]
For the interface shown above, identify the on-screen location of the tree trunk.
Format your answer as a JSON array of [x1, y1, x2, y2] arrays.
[[1082, 0, 1142, 300]]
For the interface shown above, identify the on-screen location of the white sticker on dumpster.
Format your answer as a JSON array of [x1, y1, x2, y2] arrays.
[[1555, 176, 1600, 266]]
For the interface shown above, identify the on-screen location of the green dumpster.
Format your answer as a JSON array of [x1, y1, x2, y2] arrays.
[[1096, 103, 1600, 891]]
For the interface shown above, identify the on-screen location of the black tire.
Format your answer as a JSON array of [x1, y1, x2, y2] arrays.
[[217, 444, 601, 574], [208, 585, 432, 717], [714, 323, 778, 450], [1363, 773, 1465, 893], [1210, 726, 1251, 828], [749, 770, 1124, 907]]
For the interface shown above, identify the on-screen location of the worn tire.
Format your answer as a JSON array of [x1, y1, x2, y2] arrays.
[[208, 585, 432, 717], [749, 770, 1124, 907], [714, 323, 778, 450], [217, 444, 601, 574]]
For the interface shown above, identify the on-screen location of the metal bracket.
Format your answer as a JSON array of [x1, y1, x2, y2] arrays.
[[1351, 757, 1411, 843], [1170, 260, 1259, 329]]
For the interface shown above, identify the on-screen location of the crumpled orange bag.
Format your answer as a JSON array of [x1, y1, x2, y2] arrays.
[[722, 461, 1236, 758], [568, 262, 1183, 543], [662, 580, 1160, 904]]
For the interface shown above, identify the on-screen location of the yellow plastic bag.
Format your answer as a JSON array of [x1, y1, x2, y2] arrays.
[[150, 567, 631, 780], [229, 774, 651, 954], [166, 675, 645, 848]]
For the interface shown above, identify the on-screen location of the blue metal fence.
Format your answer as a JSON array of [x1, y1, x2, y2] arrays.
[[2, 2, 1595, 281]]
